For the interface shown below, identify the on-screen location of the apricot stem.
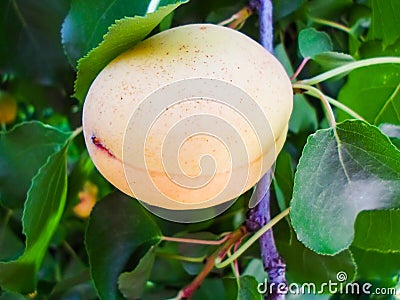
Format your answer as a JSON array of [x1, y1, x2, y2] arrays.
[[162, 234, 229, 245], [298, 88, 365, 121], [310, 17, 361, 41], [215, 207, 290, 269], [218, 6, 253, 29], [176, 226, 248, 299], [298, 57, 400, 86], [291, 57, 310, 80], [157, 252, 206, 263], [293, 83, 336, 127], [69, 126, 83, 141]]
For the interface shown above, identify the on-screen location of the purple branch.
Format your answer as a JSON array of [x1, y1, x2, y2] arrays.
[[246, 1, 286, 299]]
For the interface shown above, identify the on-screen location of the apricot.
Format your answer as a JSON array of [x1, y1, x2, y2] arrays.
[[82, 24, 292, 210], [0, 90, 17, 124]]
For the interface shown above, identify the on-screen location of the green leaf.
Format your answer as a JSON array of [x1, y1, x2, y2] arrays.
[[312, 51, 355, 69], [273, 151, 294, 209], [289, 95, 318, 134], [307, 0, 353, 19], [0, 224, 24, 262], [351, 246, 400, 287], [192, 278, 229, 300], [367, 0, 400, 47], [273, 0, 306, 20], [0, 0, 70, 83], [352, 209, 400, 252], [62, 0, 150, 66], [243, 259, 268, 283], [237, 276, 262, 300], [298, 28, 333, 58], [0, 142, 69, 293], [338, 66, 400, 125], [275, 222, 356, 291], [86, 192, 162, 300], [274, 43, 294, 75], [0, 121, 70, 209], [337, 40, 400, 125], [74, 1, 188, 103], [178, 232, 216, 275], [290, 120, 400, 255], [118, 246, 157, 299]]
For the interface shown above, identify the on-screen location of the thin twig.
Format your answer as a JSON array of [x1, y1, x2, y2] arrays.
[[291, 57, 310, 80], [298, 57, 400, 86], [293, 83, 336, 127], [176, 226, 248, 299], [216, 208, 290, 268], [162, 234, 229, 246]]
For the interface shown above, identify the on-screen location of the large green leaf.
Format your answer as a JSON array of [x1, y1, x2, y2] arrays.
[[73, 1, 188, 103], [0, 142, 69, 293], [367, 0, 400, 47], [337, 40, 400, 125], [86, 192, 162, 300], [0, 0, 70, 82], [0, 121, 70, 209], [290, 120, 400, 255]]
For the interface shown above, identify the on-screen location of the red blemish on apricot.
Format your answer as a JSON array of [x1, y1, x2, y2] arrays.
[[91, 135, 116, 159]]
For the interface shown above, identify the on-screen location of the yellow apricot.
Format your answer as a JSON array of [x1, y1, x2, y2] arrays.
[[83, 24, 292, 210]]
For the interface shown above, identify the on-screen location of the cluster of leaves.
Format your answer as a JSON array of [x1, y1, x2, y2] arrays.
[[0, 0, 399, 299]]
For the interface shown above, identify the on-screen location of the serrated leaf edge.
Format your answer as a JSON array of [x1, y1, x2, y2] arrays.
[[73, 1, 188, 103]]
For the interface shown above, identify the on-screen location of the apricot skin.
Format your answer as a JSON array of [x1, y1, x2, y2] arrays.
[[82, 24, 293, 210]]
